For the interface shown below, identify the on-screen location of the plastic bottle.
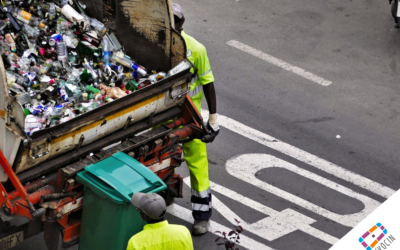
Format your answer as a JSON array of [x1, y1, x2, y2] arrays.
[[101, 36, 111, 66], [57, 40, 68, 67], [111, 53, 147, 76], [23, 24, 40, 39], [57, 18, 71, 32], [47, 3, 56, 20], [24, 115, 43, 135], [66, 68, 81, 85], [12, 8, 46, 29], [90, 18, 107, 36], [63, 31, 79, 48]]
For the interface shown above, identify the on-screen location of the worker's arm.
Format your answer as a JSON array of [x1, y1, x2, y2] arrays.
[[197, 45, 219, 141], [203, 81, 219, 133], [202, 82, 219, 143], [203, 82, 216, 114]]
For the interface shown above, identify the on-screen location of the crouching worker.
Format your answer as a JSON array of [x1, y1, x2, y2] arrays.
[[127, 193, 194, 250]]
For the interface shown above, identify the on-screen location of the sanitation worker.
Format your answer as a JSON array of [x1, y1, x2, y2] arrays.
[[127, 193, 194, 250], [172, 3, 219, 235]]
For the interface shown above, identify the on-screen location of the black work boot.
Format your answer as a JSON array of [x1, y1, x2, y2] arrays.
[[193, 220, 210, 235]]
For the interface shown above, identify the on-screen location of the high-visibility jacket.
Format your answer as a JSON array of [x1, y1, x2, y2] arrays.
[[126, 220, 194, 250], [181, 30, 215, 112], [180, 31, 214, 221]]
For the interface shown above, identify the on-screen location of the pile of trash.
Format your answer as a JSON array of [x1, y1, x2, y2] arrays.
[[1, 0, 171, 136]]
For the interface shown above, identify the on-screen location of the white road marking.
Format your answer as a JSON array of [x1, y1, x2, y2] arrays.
[[226, 154, 381, 227], [169, 110, 394, 245], [167, 204, 274, 250], [184, 177, 339, 245], [202, 110, 395, 199], [226, 40, 333, 86]]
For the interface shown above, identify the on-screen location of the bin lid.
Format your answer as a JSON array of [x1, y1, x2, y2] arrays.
[[76, 152, 167, 204]]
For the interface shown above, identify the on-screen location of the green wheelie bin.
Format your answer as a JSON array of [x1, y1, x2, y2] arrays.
[[76, 152, 167, 250]]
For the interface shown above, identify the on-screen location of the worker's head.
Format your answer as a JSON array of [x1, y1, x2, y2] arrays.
[[131, 193, 167, 223], [172, 3, 185, 32]]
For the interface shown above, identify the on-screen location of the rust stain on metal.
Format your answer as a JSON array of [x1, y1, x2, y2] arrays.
[[120, 0, 171, 56]]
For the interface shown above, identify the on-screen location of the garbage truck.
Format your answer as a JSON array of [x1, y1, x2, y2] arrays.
[[0, 0, 210, 249]]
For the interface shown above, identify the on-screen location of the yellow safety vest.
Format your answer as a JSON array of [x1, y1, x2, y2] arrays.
[[126, 220, 194, 250], [181, 31, 215, 112]]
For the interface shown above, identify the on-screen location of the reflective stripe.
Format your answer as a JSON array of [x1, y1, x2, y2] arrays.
[[189, 75, 200, 97], [192, 203, 211, 212], [191, 188, 211, 198], [189, 69, 211, 97], [189, 84, 202, 97], [191, 75, 197, 84], [198, 69, 212, 77]]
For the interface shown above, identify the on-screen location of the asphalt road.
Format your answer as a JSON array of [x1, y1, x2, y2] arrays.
[[14, 0, 400, 249]]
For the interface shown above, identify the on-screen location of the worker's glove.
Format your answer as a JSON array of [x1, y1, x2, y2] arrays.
[[208, 113, 220, 136], [201, 113, 220, 143]]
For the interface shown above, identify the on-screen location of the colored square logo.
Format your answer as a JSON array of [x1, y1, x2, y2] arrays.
[[359, 223, 388, 250]]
